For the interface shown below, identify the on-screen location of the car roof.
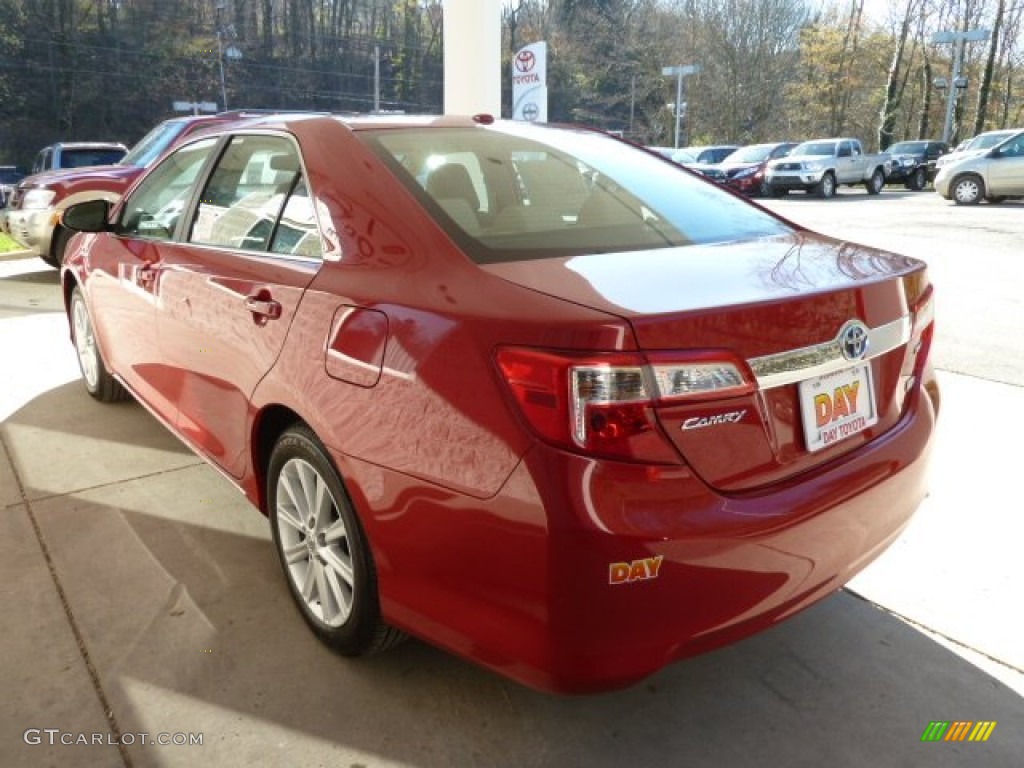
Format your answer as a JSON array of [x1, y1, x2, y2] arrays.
[[47, 141, 128, 150]]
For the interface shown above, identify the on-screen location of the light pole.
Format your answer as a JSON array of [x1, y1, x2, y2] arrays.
[[931, 29, 990, 144], [661, 64, 701, 149], [214, 2, 242, 111], [215, 3, 227, 110]]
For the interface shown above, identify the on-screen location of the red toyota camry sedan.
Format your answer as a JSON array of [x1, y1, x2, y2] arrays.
[[60, 113, 938, 693]]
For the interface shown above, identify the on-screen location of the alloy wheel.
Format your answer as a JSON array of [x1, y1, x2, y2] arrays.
[[274, 457, 355, 628], [72, 295, 100, 390]]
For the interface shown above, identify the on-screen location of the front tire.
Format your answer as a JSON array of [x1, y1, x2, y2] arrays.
[[268, 425, 405, 656], [865, 168, 884, 195], [951, 174, 984, 205], [52, 225, 75, 267], [814, 172, 836, 199], [906, 167, 927, 191], [70, 286, 127, 402]]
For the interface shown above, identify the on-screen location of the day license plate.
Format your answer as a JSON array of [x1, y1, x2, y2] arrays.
[[798, 364, 878, 453]]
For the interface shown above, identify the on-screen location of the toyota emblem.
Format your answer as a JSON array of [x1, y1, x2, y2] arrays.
[[839, 320, 870, 361], [515, 50, 536, 73]]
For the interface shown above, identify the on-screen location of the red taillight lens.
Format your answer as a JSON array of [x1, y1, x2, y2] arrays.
[[910, 285, 935, 377], [496, 347, 752, 464], [494, 347, 573, 448]]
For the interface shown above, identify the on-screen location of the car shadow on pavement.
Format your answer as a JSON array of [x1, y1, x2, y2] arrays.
[[4, 377, 1022, 767], [18, 497, 1024, 768], [1, 381, 195, 504], [772, 190, 927, 202], [0, 263, 64, 318], [0, 266, 60, 286]]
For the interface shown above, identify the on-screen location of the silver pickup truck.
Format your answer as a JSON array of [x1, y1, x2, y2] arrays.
[[764, 138, 891, 198]]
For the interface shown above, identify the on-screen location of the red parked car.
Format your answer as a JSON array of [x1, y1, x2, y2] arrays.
[[60, 114, 938, 693], [5, 111, 266, 267], [720, 142, 798, 196]]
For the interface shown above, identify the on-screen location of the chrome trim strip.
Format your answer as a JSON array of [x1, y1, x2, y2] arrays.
[[748, 315, 912, 389]]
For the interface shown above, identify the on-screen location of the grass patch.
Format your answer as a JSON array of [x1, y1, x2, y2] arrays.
[[0, 232, 25, 253]]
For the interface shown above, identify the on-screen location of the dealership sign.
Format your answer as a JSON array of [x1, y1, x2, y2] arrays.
[[512, 41, 547, 123]]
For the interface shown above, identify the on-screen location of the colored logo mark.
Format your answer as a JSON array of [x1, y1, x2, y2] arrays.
[[921, 721, 997, 742]]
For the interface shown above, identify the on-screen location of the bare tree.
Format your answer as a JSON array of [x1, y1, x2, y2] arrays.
[[878, 0, 920, 149]]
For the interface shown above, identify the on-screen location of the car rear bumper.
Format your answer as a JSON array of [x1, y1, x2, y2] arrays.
[[341, 372, 938, 693]]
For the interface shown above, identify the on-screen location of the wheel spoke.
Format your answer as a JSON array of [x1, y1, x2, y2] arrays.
[[298, 462, 318, 518], [300, 558, 317, 602], [323, 517, 347, 544], [323, 564, 351, 619], [283, 539, 308, 565], [279, 470, 305, 518], [313, 557, 330, 618], [313, 474, 333, 530], [323, 549, 354, 591], [277, 505, 304, 533]]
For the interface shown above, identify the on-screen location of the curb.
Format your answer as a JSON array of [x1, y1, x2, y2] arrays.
[[0, 249, 35, 263]]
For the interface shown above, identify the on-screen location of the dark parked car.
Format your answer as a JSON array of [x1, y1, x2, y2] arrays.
[[0, 166, 25, 209], [670, 144, 742, 180], [60, 114, 938, 693], [885, 140, 950, 189], [718, 142, 798, 196]]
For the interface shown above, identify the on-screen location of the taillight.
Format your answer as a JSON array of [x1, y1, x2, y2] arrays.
[[910, 284, 934, 342], [496, 347, 752, 463], [900, 283, 936, 412], [909, 285, 935, 376]]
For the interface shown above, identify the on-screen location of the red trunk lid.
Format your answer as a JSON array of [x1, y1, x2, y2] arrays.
[[483, 234, 930, 491]]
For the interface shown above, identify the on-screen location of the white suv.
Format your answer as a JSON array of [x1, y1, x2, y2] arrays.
[[934, 130, 1024, 204]]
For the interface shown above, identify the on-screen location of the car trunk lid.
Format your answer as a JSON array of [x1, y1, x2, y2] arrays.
[[483, 233, 932, 492]]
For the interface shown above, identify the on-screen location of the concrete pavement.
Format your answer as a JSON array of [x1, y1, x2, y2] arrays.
[[2, 254, 1022, 767]]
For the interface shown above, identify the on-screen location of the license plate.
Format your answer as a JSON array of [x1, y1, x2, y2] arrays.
[[798, 364, 878, 453]]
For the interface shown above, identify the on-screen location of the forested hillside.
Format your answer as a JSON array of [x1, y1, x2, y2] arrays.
[[1, 0, 1021, 167]]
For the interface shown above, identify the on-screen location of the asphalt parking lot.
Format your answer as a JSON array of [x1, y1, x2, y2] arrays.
[[2, 188, 1023, 767]]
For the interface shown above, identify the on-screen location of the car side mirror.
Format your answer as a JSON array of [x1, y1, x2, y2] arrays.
[[62, 199, 111, 232]]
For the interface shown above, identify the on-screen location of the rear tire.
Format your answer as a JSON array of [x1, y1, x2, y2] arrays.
[[865, 168, 884, 195], [814, 173, 836, 199], [70, 286, 127, 403], [268, 424, 406, 657]]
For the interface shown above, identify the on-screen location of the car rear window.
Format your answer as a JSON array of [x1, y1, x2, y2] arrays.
[[361, 125, 791, 264]]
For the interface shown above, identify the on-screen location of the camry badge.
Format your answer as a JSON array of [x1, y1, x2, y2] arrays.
[[682, 409, 747, 430], [840, 320, 870, 361]]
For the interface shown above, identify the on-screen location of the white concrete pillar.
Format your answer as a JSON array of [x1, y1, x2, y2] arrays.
[[442, 0, 501, 116]]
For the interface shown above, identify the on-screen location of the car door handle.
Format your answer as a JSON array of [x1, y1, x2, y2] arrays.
[[244, 294, 282, 320], [137, 264, 159, 291]]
